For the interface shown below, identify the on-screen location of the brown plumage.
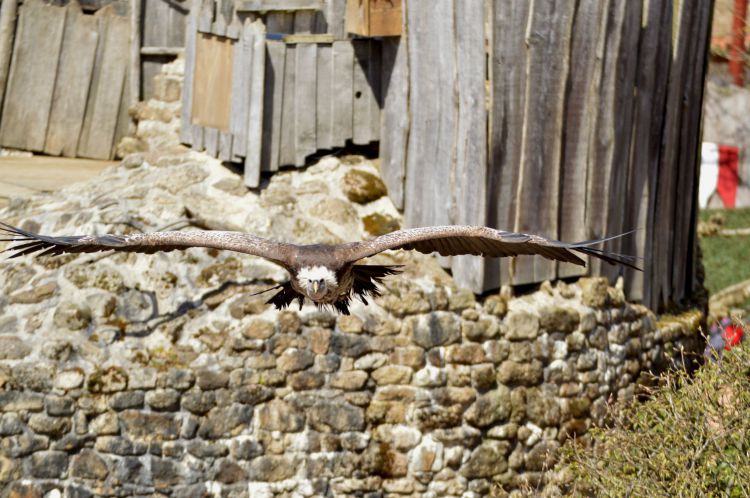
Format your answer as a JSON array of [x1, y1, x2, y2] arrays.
[[1, 222, 639, 314]]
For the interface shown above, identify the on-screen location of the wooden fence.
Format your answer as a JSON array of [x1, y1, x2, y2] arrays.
[[175, 0, 712, 310], [0, 0, 131, 160], [180, 0, 380, 187], [376, 0, 712, 311]]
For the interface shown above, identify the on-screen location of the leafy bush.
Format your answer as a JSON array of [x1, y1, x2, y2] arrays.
[[560, 347, 750, 497]]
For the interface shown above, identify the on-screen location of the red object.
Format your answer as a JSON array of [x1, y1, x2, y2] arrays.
[[730, 0, 748, 86], [717, 145, 740, 208], [723, 323, 745, 349]]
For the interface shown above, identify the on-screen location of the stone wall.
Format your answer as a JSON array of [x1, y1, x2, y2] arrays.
[[0, 269, 701, 497]]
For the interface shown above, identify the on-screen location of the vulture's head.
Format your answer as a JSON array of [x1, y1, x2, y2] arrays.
[[297, 265, 338, 300]]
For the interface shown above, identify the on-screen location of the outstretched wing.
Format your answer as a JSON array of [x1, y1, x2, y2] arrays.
[[338, 225, 641, 270], [0, 222, 297, 268]]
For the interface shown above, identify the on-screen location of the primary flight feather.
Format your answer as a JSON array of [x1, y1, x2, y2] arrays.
[[0, 222, 639, 315]]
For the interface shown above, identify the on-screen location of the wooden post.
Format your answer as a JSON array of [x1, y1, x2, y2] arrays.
[[0, 0, 18, 113], [130, 0, 142, 132], [730, 0, 747, 86]]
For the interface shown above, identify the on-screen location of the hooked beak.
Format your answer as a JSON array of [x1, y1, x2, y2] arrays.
[[312, 281, 319, 293]]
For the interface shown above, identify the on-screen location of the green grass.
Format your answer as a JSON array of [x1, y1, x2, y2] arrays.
[[699, 208, 750, 294]]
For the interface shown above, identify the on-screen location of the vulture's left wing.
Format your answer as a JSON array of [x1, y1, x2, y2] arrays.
[[338, 225, 641, 270], [0, 222, 297, 268]]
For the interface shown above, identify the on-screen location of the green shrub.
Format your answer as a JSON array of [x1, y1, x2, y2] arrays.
[[560, 347, 750, 497]]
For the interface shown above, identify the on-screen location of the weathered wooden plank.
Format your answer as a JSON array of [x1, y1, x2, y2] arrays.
[[404, 0, 456, 231], [295, 43, 317, 166], [229, 17, 247, 161], [488, 0, 530, 289], [130, 0, 141, 117], [331, 40, 353, 147], [0, 0, 66, 152], [266, 12, 295, 34], [514, 0, 574, 284], [278, 44, 297, 166], [670, 1, 712, 306], [212, 0, 232, 37], [143, 0, 168, 48], [316, 43, 334, 151], [367, 39, 381, 142], [557, 0, 606, 278], [261, 40, 286, 171], [352, 39, 372, 145], [77, 8, 130, 160], [218, 129, 233, 161], [600, 1, 639, 294], [245, 20, 266, 187], [326, 0, 347, 39], [180, 0, 199, 145], [625, 0, 670, 305], [293, 10, 316, 34], [191, 33, 234, 132], [167, 0, 188, 47], [205, 127, 219, 156], [198, 0, 214, 32], [140, 46, 184, 56], [45, 3, 99, 157], [236, 0, 324, 11], [112, 54, 132, 158], [0, 0, 18, 112], [450, 0, 487, 293], [379, 36, 408, 210]]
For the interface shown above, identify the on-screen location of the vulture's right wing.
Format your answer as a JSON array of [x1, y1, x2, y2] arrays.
[[0, 222, 297, 268]]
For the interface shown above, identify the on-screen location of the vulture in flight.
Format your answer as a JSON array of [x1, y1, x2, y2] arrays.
[[0, 222, 638, 315]]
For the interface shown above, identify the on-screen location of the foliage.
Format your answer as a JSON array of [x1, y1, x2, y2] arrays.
[[560, 346, 750, 497], [699, 208, 750, 296]]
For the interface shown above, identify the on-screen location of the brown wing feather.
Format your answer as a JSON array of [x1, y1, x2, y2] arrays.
[[0, 222, 297, 268], [338, 226, 641, 270]]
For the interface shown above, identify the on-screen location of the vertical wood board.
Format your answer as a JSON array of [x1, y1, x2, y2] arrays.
[[261, 40, 286, 171], [379, 36, 408, 210], [77, 8, 130, 160], [245, 20, 266, 187], [0, 0, 66, 151], [45, 3, 99, 157]]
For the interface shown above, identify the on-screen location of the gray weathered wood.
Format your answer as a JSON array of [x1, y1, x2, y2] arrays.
[[557, 0, 606, 279], [180, 0, 199, 145], [0, 0, 66, 152], [236, 0, 323, 11], [367, 39, 381, 142], [141, 46, 184, 56], [489, 0, 530, 288], [205, 127, 219, 156], [352, 39, 372, 145], [198, 0, 214, 32], [265, 12, 294, 33], [293, 10, 316, 34], [261, 40, 286, 171], [294, 42, 317, 166], [0, 0, 18, 112], [379, 36, 408, 210], [513, 0, 574, 284], [77, 8, 130, 160], [130, 0, 141, 115], [404, 0, 456, 232], [45, 2, 99, 157], [331, 40, 353, 147], [316, 43, 334, 151], [451, 0, 488, 294], [325, 0, 347, 39], [601, 1, 640, 294], [278, 44, 297, 166], [245, 20, 266, 187], [230, 17, 250, 160]]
